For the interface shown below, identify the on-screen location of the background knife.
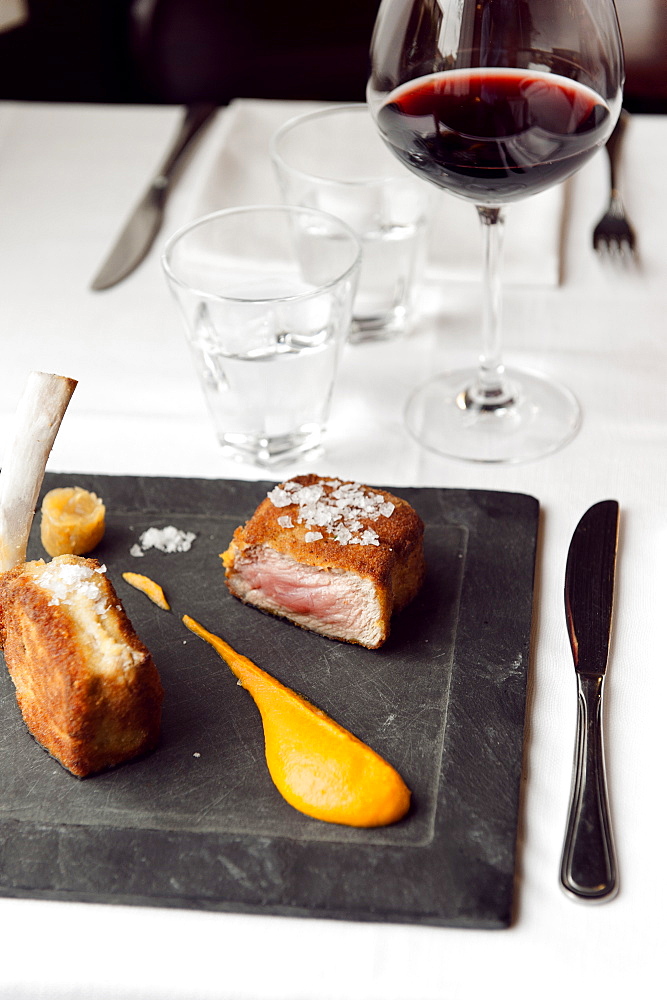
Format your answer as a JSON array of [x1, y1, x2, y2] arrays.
[[91, 102, 217, 291], [560, 499, 619, 902]]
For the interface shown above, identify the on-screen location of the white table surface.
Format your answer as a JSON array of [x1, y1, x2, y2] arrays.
[[0, 100, 665, 1000]]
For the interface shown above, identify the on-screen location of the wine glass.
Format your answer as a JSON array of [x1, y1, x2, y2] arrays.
[[367, 0, 624, 462]]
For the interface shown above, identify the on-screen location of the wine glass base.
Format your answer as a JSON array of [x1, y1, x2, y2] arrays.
[[405, 366, 581, 463]]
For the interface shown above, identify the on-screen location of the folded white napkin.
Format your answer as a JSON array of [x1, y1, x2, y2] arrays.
[[189, 98, 565, 287]]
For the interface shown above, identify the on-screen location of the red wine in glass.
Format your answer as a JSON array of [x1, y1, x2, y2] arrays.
[[378, 68, 612, 204]]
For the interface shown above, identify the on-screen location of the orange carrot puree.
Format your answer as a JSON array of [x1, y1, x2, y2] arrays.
[[182, 615, 411, 828]]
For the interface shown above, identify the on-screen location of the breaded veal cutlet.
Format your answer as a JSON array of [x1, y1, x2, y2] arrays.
[[222, 475, 425, 648]]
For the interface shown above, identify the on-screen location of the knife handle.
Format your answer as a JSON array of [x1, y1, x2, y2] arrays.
[[560, 674, 618, 901], [154, 102, 217, 189]]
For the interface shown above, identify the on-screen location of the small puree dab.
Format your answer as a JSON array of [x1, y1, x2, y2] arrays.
[[122, 572, 170, 610], [183, 615, 411, 828]]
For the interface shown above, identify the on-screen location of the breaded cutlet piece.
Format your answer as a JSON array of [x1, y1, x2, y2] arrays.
[[0, 555, 164, 777], [221, 475, 425, 648]]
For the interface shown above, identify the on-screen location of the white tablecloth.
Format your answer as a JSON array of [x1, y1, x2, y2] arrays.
[[0, 100, 665, 1000]]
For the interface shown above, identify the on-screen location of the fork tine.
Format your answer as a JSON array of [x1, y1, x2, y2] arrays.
[[592, 111, 638, 263], [593, 212, 637, 262], [594, 227, 636, 265]]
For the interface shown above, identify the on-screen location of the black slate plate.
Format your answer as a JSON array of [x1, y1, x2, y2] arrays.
[[0, 473, 539, 928]]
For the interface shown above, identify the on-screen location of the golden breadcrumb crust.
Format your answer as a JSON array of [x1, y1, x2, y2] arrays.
[[0, 555, 163, 777]]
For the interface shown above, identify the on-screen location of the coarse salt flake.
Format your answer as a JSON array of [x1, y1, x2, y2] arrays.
[[38, 561, 109, 614], [131, 525, 196, 556], [266, 487, 293, 508], [268, 479, 395, 547]]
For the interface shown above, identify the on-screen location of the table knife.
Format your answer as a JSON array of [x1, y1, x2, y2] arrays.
[[560, 499, 619, 902], [91, 102, 217, 291]]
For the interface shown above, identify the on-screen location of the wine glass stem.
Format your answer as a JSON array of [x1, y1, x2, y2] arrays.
[[467, 206, 515, 410]]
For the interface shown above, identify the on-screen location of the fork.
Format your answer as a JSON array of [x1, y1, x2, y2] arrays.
[[592, 110, 637, 262]]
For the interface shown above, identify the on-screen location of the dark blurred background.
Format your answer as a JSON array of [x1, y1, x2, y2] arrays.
[[0, 0, 664, 111], [0, 0, 379, 105], [0, 0, 137, 103]]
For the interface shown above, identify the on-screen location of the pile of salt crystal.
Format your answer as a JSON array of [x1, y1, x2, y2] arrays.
[[130, 526, 196, 558], [39, 560, 109, 614], [268, 479, 395, 547]]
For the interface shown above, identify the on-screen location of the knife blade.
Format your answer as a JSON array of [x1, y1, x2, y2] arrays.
[[560, 499, 619, 902], [91, 102, 217, 291]]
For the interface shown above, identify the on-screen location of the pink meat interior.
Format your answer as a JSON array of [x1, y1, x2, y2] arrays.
[[228, 544, 382, 643]]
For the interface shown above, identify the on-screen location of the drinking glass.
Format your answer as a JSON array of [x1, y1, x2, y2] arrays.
[[367, 0, 624, 462], [162, 206, 361, 467], [271, 105, 430, 341]]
